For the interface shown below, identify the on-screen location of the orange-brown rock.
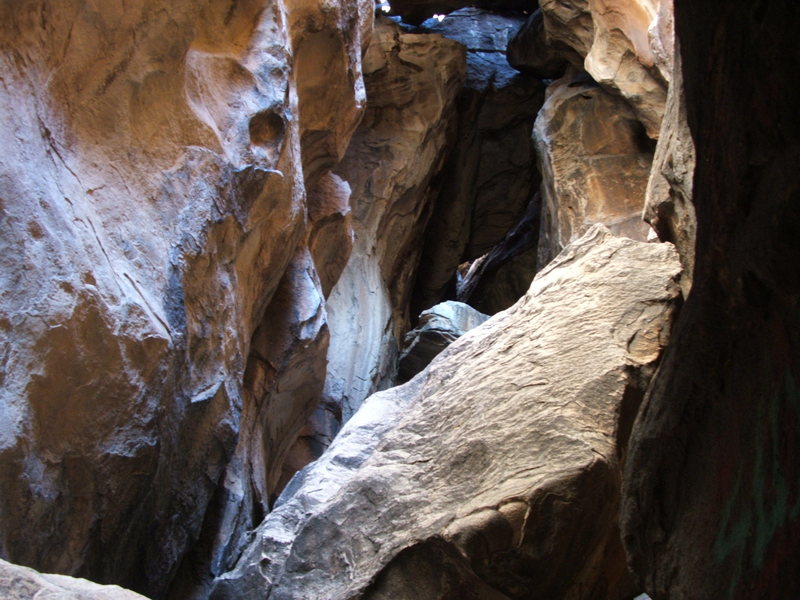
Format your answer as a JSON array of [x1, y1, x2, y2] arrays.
[[0, 0, 369, 596], [534, 71, 653, 268], [536, 0, 668, 138]]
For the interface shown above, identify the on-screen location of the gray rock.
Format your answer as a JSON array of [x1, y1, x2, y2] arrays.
[[212, 225, 682, 600], [398, 301, 489, 381], [0, 559, 147, 599]]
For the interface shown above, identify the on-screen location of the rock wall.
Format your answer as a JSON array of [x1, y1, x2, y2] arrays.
[[0, 0, 370, 596], [323, 16, 466, 422], [622, 2, 800, 598]]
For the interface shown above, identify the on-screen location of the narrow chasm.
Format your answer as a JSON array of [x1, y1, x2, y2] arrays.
[[1, 1, 799, 600]]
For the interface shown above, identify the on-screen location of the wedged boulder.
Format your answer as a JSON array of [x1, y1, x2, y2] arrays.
[[211, 225, 682, 600], [621, 2, 800, 598], [324, 16, 466, 421], [388, 0, 532, 26], [0, 559, 147, 600], [537, 0, 668, 138], [0, 0, 369, 595], [534, 71, 653, 269], [642, 45, 695, 297], [457, 193, 541, 314], [412, 9, 545, 316], [398, 301, 489, 381]]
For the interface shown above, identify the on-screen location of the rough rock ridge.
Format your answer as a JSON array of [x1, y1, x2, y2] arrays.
[[211, 226, 682, 600]]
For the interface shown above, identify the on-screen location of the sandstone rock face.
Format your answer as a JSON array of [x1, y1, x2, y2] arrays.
[[0, 559, 147, 600], [457, 194, 541, 314], [412, 9, 545, 316], [642, 46, 695, 296], [398, 301, 489, 381], [212, 225, 682, 600], [622, 2, 800, 598], [537, 0, 668, 138], [0, 0, 369, 595], [324, 17, 466, 421], [534, 72, 653, 268]]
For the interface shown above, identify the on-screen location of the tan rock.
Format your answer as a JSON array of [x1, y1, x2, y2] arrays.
[[0, 0, 369, 595], [534, 72, 654, 268], [0, 559, 147, 600], [539, 0, 668, 138], [324, 17, 466, 420], [211, 225, 683, 600]]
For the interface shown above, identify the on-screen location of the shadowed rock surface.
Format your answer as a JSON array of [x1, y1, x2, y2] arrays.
[[211, 225, 682, 600], [622, 2, 800, 598]]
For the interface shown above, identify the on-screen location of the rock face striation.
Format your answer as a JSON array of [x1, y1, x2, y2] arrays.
[[0, 0, 371, 596], [211, 226, 682, 600]]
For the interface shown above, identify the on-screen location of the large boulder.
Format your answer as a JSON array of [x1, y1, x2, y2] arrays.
[[211, 225, 682, 600], [324, 16, 466, 421], [398, 301, 489, 381], [621, 2, 800, 598], [0, 0, 370, 595], [534, 71, 653, 269], [0, 559, 146, 600]]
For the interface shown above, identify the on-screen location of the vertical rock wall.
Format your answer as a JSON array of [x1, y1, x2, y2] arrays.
[[0, 0, 371, 596], [622, 2, 800, 598]]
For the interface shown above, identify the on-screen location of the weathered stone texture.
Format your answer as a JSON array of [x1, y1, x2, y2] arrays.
[[324, 17, 466, 420], [534, 72, 653, 268], [212, 225, 682, 600], [0, 0, 369, 595], [536, 0, 668, 138], [622, 2, 800, 598], [0, 559, 147, 600]]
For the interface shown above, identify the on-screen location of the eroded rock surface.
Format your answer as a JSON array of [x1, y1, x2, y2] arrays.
[[398, 301, 489, 381], [0, 0, 369, 595], [324, 17, 466, 421], [536, 0, 668, 138], [212, 225, 682, 600], [0, 559, 147, 600], [534, 71, 653, 268]]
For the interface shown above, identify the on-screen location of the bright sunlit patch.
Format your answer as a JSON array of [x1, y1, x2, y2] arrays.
[[433, 13, 445, 21], [377, 2, 392, 13]]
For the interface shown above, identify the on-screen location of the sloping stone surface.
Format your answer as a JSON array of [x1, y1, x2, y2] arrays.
[[0, 0, 369, 596], [324, 17, 466, 421], [0, 559, 147, 600], [412, 9, 544, 316], [621, 2, 800, 598], [534, 71, 653, 269], [398, 301, 489, 381], [211, 225, 682, 600]]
